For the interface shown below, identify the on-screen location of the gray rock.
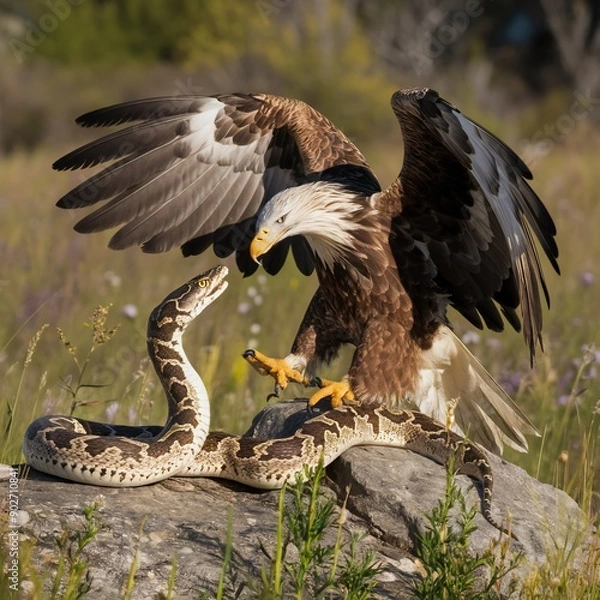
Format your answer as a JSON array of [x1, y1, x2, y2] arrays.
[[11, 401, 596, 598]]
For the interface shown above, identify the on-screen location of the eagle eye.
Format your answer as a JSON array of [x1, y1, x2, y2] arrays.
[[276, 216, 285, 224]]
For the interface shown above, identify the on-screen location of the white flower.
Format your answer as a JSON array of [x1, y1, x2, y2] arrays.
[[238, 302, 251, 314], [105, 401, 119, 422], [104, 270, 122, 288], [122, 303, 138, 319], [461, 330, 481, 345]]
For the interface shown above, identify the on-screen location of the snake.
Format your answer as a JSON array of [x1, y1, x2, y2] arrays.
[[23, 265, 512, 537]]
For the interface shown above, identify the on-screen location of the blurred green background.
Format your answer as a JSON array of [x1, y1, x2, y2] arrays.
[[0, 0, 598, 518]]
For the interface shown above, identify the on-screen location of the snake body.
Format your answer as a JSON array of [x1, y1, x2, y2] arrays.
[[24, 266, 228, 486], [24, 266, 508, 535]]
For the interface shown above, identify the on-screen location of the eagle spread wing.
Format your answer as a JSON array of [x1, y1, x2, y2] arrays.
[[376, 89, 559, 359], [53, 93, 375, 277], [54, 89, 558, 357]]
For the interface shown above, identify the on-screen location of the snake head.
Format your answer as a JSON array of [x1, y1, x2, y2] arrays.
[[150, 265, 229, 330]]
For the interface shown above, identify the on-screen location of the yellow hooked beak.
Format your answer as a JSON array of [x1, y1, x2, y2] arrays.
[[250, 227, 276, 263]]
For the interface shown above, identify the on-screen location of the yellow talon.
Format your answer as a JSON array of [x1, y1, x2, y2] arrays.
[[243, 349, 308, 398], [308, 378, 356, 408]]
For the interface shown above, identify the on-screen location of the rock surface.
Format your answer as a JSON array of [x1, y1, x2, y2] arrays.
[[8, 400, 597, 598]]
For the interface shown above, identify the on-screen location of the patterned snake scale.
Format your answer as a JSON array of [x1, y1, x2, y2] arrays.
[[23, 265, 513, 537]]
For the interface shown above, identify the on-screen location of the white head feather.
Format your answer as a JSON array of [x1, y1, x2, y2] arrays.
[[256, 181, 365, 268]]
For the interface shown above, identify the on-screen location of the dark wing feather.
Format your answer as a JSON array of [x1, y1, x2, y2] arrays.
[[376, 89, 559, 358], [54, 93, 372, 276]]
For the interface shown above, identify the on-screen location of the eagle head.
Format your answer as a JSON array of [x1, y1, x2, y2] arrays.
[[250, 181, 364, 267]]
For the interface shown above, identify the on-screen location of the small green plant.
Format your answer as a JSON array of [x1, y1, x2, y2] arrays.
[[50, 501, 104, 599], [57, 305, 120, 415], [251, 459, 382, 599], [202, 459, 382, 599], [121, 515, 147, 599], [214, 510, 236, 600], [413, 451, 522, 599]]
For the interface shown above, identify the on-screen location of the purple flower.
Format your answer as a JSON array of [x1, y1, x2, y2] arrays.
[[499, 371, 523, 395], [580, 271, 594, 287], [122, 304, 138, 319], [558, 368, 575, 393]]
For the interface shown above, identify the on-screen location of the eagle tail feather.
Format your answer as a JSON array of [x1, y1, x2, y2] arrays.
[[417, 326, 538, 455]]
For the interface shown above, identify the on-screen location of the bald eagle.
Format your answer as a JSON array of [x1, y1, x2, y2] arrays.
[[53, 89, 559, 454]]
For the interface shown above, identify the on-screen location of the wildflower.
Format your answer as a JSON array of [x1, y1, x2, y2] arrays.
[[57, 327, 77, 357], [89, 305, 119, 345], [105, 401, 119, 422], [247, 286, 258, 297], [580, 271, 594, 287], [128, 407, 138, 425], [104, 270, 122, 288], [499, 371, 523, 395], [485, 337, 503, 351], [558, 450, 569, 464], [461, 330, 480, 345], [122, 303, 138, 319], [25, 324, 49, 367], [580, 343, 600, 364], [238, 301, 251, 315], [253, 294, 264, 306], [250, 323, 261, 335]]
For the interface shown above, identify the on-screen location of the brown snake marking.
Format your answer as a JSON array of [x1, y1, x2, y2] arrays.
[[23, 265, 515, 538]]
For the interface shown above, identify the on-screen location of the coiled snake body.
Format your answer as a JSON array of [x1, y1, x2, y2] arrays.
[[24, 266, 509, 535]]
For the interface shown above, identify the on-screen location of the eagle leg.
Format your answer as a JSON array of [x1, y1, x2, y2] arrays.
[[243, 349, 309, 399], [308, 377, 356, 409]]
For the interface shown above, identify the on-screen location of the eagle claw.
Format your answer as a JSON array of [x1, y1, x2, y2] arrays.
[[308, 378, 356, 409], [243, 349, 308, 399]]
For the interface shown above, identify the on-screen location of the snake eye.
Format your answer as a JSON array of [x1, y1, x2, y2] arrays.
[[197, 279, 209, 288]]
